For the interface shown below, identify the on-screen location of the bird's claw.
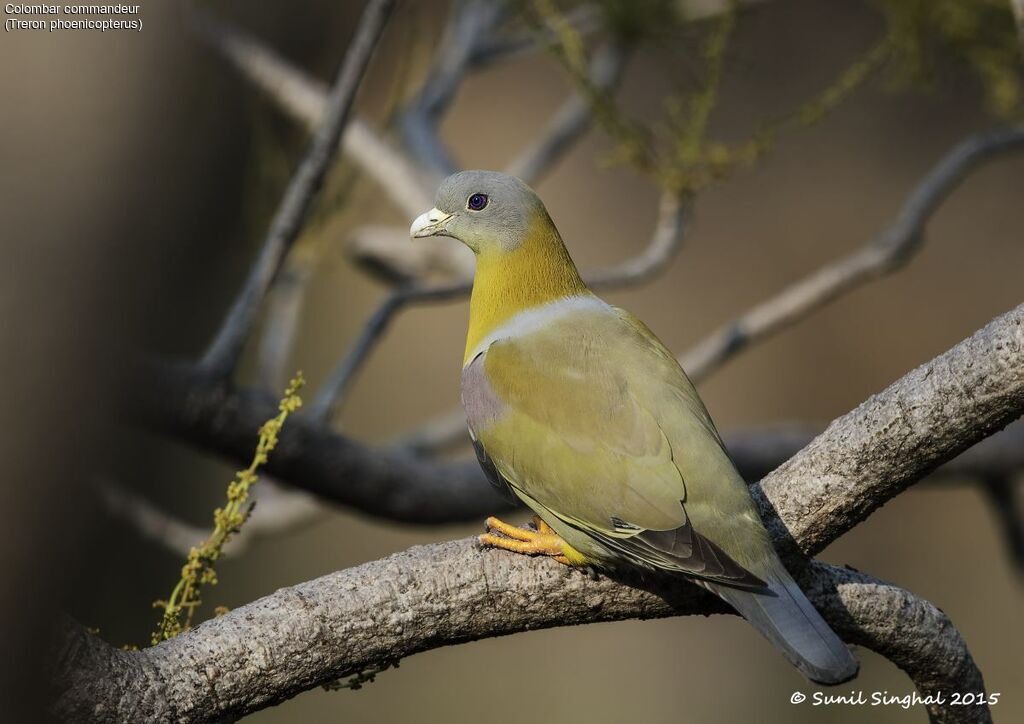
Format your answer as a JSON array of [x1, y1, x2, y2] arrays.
[[479, 515, 573, 565]]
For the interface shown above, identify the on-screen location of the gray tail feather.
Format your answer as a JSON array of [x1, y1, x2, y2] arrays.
[[706, 558, 858, 685]]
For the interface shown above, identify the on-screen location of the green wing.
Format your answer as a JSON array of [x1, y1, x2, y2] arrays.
[[474, 305, 771, 585]]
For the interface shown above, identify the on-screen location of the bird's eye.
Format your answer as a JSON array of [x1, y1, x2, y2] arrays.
[[467, 193, 489, 211]]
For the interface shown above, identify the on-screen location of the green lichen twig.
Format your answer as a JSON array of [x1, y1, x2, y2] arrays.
[[150, 372, 306, 645]]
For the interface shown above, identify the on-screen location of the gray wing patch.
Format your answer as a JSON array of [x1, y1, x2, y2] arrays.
[[462, 351, 517, 503], [599, 510, 766, 589], [472, 437, 518, 503], [461, 352, 505, 428]]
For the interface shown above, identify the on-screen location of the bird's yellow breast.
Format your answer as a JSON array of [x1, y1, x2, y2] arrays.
[[464, 216, 589, 364]]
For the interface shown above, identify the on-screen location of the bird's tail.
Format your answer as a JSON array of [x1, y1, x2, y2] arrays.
[[705, 556, 858, 685]]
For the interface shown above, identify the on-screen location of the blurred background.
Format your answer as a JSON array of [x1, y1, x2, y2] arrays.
[[1, 0, 1021, 721]]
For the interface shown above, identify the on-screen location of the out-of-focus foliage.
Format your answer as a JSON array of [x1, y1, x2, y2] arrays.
[[527, 0, 888, 193], [874, 0, 1023, 117]]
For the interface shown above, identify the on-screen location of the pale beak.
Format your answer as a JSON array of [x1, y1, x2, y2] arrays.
[[410, 207, 453, 239]]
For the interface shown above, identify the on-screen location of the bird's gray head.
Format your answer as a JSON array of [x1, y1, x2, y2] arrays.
[[409, 170, 548, 254]]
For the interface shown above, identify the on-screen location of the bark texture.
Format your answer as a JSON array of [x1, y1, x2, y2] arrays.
[[51, 304, 1024, 723]]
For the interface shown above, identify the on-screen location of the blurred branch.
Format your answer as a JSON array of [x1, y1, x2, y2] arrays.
[[1010, 0, 1024, 48], [199, 0, 396, 378], [470, 3, 603, 67], [308, 286, 415, 423], [310, 193, 689, 423], [256, 255, 314, 392], [99, 478, 323, 558], [193, 3, 470, 283], [98, 479, 209, 558], [680, 127, 1024, 382], [978, 476, 1024, 574], [391, 405, 471, 454], [506, 41, 630, 184], [132, 304, 1023, 525], [57, 303, 1023, 722], [192, 6, 437, 219], [584, 192, 690, 286], [346, 224, 470, 284], [398, 0, 507, 175]]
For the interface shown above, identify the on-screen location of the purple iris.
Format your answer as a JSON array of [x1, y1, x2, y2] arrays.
[[468, 193, 489, 211]]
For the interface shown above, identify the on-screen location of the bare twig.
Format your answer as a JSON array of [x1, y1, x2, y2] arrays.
[[680, 0, 769, 21], [99, 478, 324, 558], [391, 406, 469, 454], [399, 0, 507, 175], [98, 479, 210, 558], [505, 41, 630, 184], [469, 4, 604, 67], [256, 256, 314, 392], [308, 287, 412, 423], [200, 0, 396, 378], [680, 127, 1024, 382], [311, 193, 688, 422], [978, 476, 1024, 574], [345, 225, 470, 284], [1011, 0, 1024, 49], [192, 6, 437, 220], [584, 193, 690, 286]]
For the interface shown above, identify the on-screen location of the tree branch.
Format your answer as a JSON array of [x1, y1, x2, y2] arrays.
[[192, 6, 438, 220], [505, 41, 630, 185], [99, 477, 324, 558], [59, 351, 1014, 724], [133, 303, 1023, 527], [1011, 0, 1024, 49], [199, 0, 396, 378], [51, 553, 986, 723], [65, 292, 1024, 723], [398, 0, 507, 175], [755, 302, 1023, 558], [680, 128, 1024, 382]]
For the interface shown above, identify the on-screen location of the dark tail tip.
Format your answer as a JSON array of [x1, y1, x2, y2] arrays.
[[707, 562, 859, 686]]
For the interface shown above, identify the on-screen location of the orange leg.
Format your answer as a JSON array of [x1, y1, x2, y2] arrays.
[[479, 515, 579, 565]]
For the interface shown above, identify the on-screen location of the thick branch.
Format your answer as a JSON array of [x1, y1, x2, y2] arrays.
[[63, 302, 1024, 721], [680, 128, 1024, 382], [756, 302, 1024, 558], [52, 547, 985, 722], [200, 0, 395, 377]]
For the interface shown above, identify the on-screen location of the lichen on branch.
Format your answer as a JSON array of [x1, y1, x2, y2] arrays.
[[150, 372, 306, 644]]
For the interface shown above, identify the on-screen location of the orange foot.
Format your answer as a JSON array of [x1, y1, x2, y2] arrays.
[[479, 515, 580, 565]]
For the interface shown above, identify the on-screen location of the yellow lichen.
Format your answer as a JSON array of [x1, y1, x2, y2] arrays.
[[150, 372, 306, 645]]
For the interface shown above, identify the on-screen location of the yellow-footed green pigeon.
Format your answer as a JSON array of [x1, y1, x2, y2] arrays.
[[410, 170, 858, 685]]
